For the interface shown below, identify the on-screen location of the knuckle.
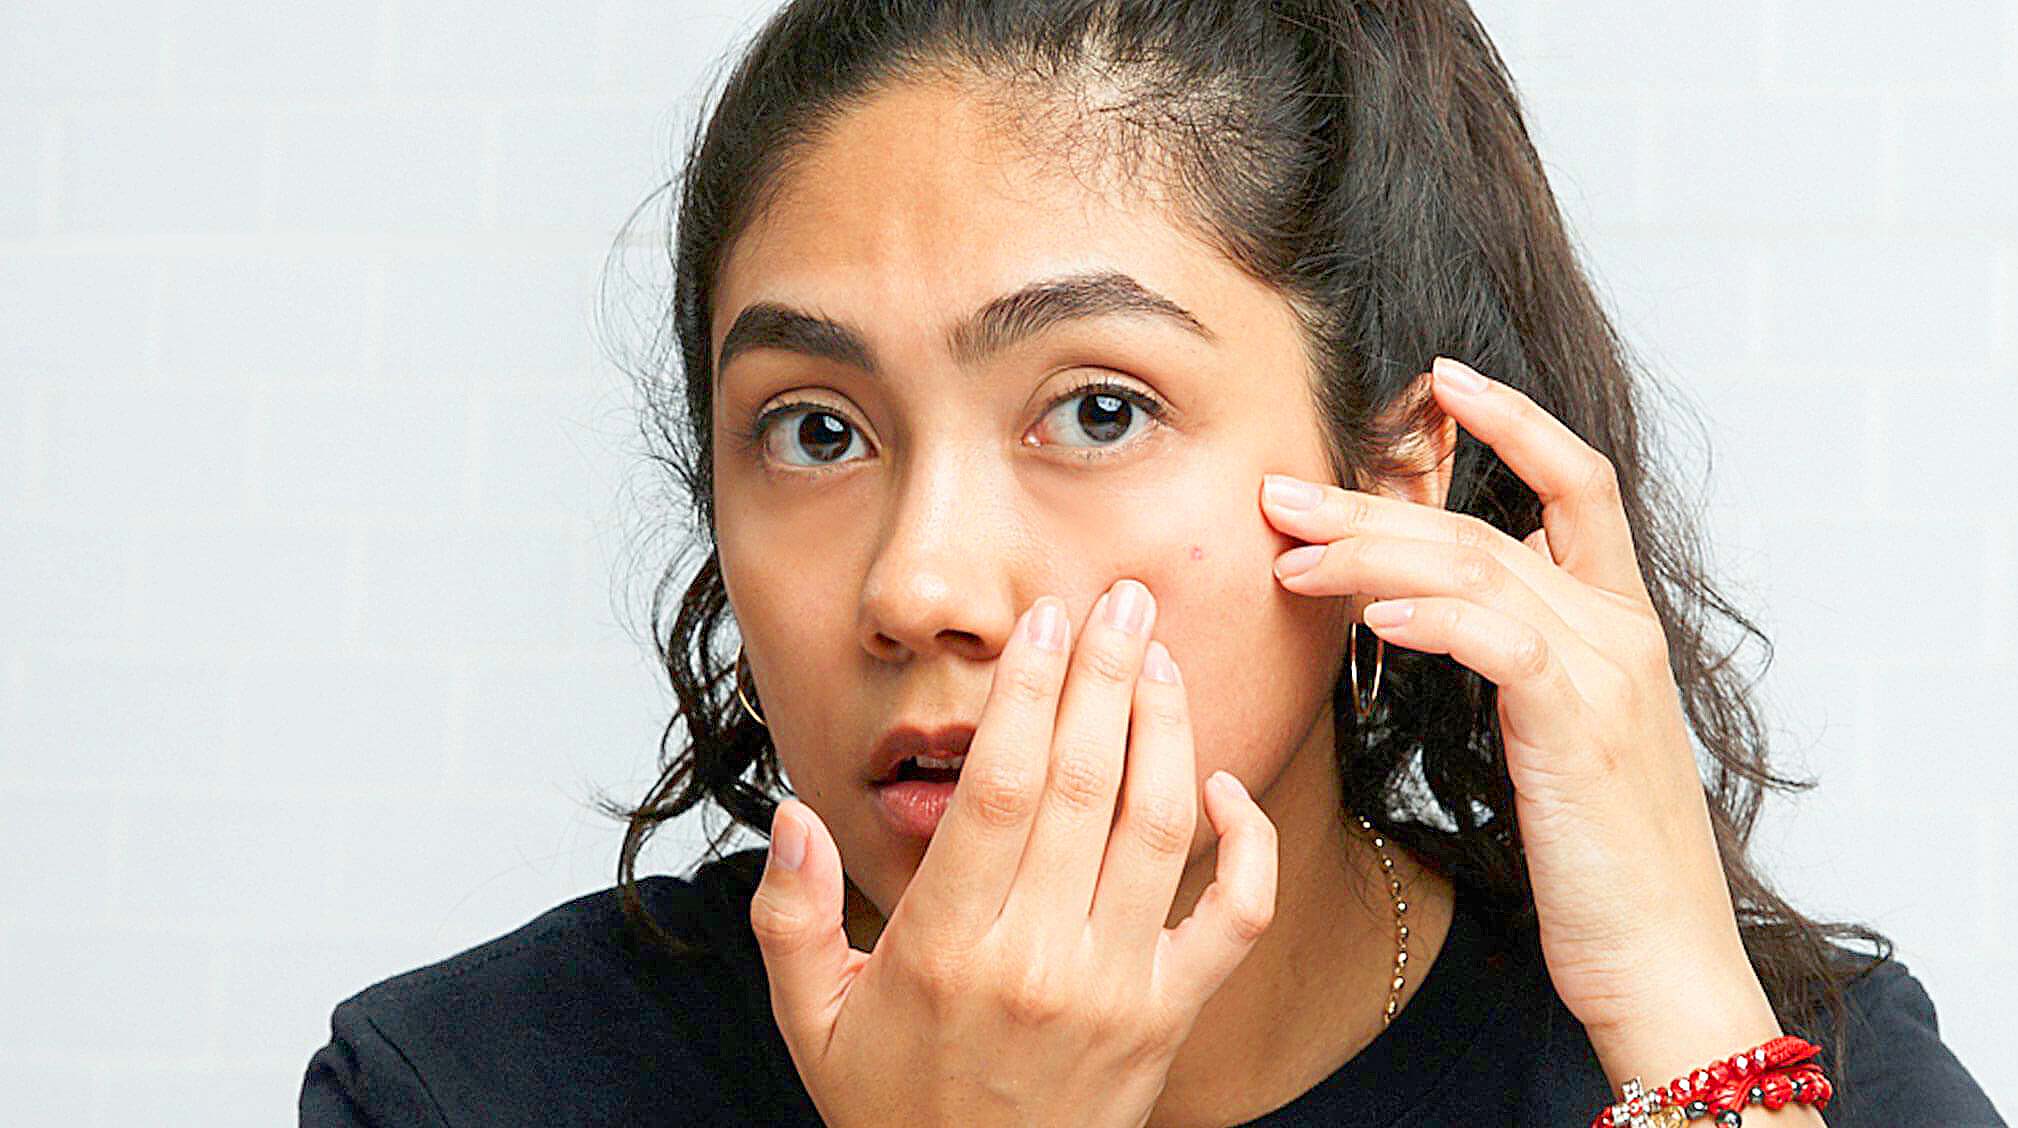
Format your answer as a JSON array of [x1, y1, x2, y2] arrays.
[[898, 945, 967, 999], [904, 944, 956, 988], [999, 660, 1056, 707], [747, 889, 809, 945], [1452, 548, 1502, 597], [1126, 791, 1196, 857], [1045, 742, 1115, 813], [999, 962, 1070, 1027], [1510, 627, 1553, 681], [1451, 513, 1497, 552], [1140, 693, 1190, 736], [1225, 890, 1276, 945], [1585, 451, 1622, 501], [1335, 490, 1375, 534], [965, 762, 1040, 829], [1077, 642, 1137, 688]]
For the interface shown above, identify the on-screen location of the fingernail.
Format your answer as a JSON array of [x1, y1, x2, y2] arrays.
[[1025, 598, 1066, 651], [1363, 600, 1414, 627], [1432, 355, 1488, 393], [1104, 579, 1150, 635], [1264, 474, 1322, 510], [1274, 544, 1325, 578], [1208, 770, 1248, 803], [1143, 639, 1179, 683], [771, 806, 806, 871]]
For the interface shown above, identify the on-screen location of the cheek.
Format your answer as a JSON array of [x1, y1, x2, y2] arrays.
[[716, 518, 860, 791], [1106, 501, 1347, 779]]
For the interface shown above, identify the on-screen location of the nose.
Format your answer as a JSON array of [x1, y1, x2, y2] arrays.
[[857, 443, 1022, 665]]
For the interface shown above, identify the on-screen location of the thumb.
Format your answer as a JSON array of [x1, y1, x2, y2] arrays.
[[748, 798, 856, 1056]]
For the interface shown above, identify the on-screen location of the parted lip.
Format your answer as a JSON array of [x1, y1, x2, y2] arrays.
[[868, 722, 978, 783]]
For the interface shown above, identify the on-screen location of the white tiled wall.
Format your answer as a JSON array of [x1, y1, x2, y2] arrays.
[[1, 1, 2010, 1121]]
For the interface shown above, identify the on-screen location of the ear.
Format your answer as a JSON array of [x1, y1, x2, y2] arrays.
[[1364, 370, 1458, 512]]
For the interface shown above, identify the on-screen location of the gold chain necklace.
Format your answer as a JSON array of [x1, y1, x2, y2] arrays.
[[1355, 814, 1410, 1027]]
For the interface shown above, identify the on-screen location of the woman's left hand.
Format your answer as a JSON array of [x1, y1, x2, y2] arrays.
[[1258, 355, 1789, 1089]]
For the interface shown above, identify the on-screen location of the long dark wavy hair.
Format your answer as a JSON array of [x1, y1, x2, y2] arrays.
[[593, 0, 1893, 1078]]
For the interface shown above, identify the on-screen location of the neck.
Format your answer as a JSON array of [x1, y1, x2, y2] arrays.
[[1143, 707, 1456, 1127]]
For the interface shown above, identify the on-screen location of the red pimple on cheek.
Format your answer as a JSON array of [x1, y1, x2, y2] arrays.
[[1189, 544, 1205, 561]]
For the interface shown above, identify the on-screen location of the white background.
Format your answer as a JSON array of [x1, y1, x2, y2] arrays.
[[0, 1, 2011, 1121]]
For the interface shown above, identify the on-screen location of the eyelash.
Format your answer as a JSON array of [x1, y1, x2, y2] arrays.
[[736, 377, 1171, 472]]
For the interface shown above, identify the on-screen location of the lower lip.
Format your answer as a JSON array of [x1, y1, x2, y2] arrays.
[[873, 778, 959, 838]]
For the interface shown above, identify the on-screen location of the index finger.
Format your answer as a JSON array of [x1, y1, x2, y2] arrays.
[[1428, 356, 1650, 600], [892, 595, 1068, 948]]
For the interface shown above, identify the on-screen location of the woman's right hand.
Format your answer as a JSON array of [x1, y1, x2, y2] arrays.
[[747, 578, 1282, 1128]]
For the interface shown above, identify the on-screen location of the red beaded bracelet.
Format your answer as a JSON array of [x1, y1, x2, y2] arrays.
[[1591, 1035, 1833, 1127]]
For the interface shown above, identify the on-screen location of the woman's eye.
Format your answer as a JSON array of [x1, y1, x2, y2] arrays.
[[757, 405, 868, 468], [1032, 381, 1166, 452], [748, 379, 1167, 472]]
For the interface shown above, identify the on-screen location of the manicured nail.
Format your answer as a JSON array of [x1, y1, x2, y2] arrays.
[[1143, 639, 1179, 683], [1026, 598, 1066, 651], [1264, 474, 1323, 510], [1363, 600, 1414, 627], [771, 806, 807, 871], [1104, 578, 1151, 635], [1274, 544, 1325, 578], [1432, 355, 1488, 393]]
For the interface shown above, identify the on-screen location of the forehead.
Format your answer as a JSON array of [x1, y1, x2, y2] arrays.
[[711, 78, 1287, 370]]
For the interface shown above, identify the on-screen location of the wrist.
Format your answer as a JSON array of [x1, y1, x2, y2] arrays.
[[1582, 952, 1834, 1125], [1583, 953, 1785, 1098]]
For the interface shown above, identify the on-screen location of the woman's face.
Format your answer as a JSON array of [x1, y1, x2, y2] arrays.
[[710, 79, 1353, 922]]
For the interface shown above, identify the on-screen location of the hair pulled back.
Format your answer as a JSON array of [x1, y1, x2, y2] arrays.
[[595, 0, 1892, 1076]]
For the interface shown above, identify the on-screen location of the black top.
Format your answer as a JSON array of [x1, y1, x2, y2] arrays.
[[300, 847, 2005, 1126]]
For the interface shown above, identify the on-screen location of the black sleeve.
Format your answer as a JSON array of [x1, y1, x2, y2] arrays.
[[1821, 958, 2007, 1127], [299, 998, 453, 1128]]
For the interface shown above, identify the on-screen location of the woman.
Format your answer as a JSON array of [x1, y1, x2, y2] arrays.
[[302, 2, 2003, 1125]]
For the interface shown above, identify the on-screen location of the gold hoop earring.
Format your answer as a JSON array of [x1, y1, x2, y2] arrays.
[[733, 642, 767, 728], [1349, 620, 1385, 720]]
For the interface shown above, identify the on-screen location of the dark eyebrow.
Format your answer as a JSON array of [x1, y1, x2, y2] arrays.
[[713, 269, 1216, 389]]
